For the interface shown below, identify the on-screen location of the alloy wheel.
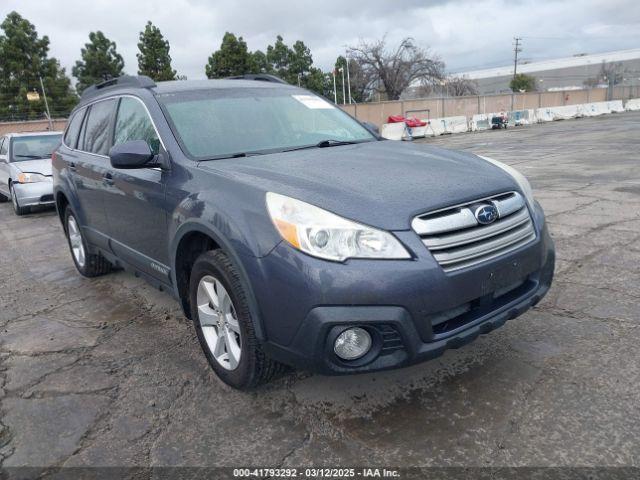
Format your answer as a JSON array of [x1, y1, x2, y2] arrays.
[[67, 215, 86, 268], [196, 275, 242, 370]]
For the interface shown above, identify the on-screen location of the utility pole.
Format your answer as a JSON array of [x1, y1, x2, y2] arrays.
[[512, 37, 522, 79], [332, 69, 337, 104], [345, 55, 352, 104], [511, 37, 522, 111], [339, 67, 346, 105], [39, 76, 53, 130]]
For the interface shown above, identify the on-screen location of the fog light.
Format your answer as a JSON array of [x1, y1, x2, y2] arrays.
[[334, 327, 372, 360]]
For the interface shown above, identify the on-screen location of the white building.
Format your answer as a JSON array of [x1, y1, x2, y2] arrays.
[[459, 48, 640, 94]]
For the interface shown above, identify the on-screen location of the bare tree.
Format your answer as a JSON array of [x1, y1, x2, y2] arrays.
[[348, 37, 444, 101], [583, 61, 624, 88], [445, 75, 479, 96]]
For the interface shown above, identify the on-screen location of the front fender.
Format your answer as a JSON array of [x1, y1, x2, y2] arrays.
[[53, 178, 85, 228], [170, 218, 269, 342]]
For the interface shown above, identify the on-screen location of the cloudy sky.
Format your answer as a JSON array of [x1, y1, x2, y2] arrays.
[[2, 0, 639, 81]]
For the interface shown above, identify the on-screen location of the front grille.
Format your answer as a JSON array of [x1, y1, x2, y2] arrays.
[[412, 192, 536, 272]]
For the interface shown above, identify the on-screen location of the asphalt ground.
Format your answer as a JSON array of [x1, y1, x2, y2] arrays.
[[1, 111, 639, 478]]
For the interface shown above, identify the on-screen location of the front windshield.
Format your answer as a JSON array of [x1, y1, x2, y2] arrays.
[[158, 88, 375, 160], [11, 135, 62, 162]]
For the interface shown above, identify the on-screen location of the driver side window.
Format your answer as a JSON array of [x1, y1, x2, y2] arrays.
[[113, 97, 160, 155], [0, 137, 7, 156]]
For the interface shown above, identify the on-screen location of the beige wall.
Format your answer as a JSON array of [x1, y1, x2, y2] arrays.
[[0, 119, 67, 136], [340, 87, 633, 127]]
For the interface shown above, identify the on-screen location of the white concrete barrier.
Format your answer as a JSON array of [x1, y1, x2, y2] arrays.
[[580, 102, 609, 117], [606, 100, 625, 113], [535, 108, 554, 122], [408, 125, 427, 138], [509, 109, 536, 126], [625, 98, 640, 111], [470, 114, 490, 131], [424, 116, 468, 135], [548, 105, 581, 120], [385, 99, 632, 141], [380, 122, 406, 141]]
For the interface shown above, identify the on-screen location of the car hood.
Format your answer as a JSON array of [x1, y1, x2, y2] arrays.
[[12, 159, 52, 176], [199, 141, 518, 230]]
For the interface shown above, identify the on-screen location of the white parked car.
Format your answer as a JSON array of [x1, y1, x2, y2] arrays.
[[0, 131, 62, 215]]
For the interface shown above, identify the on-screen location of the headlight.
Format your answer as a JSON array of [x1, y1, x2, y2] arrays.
[[17, 172, 49, 183], [477, 155, 535, 206], [266, 192, 411, 262]]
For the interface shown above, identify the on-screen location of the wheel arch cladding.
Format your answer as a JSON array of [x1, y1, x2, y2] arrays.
[[55, 191, 69, 224], [172, 222, 266, 342]]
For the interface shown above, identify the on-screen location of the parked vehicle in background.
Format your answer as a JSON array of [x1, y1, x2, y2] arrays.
[[491, 113, 509, 129], [53, 75, 555, 389], [0, 131, 62, 215]]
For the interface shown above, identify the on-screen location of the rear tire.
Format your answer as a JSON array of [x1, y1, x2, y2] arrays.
[[63, 207, 112, 277], [10, 184, 29, 216], [189, 249, 284, 389]]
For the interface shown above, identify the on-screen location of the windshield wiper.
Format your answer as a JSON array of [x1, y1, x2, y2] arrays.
[[283, 139, 359, 152], [200, 151, 266, 161], [15, 154, 47, 159]]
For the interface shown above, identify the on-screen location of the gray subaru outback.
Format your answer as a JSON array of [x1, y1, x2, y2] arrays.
[[52, 75, 554, 389]]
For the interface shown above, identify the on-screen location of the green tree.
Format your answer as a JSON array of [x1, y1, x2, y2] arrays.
[[137, 21, 176, 81], [249, 50, 271, 74], [510, 73, 536, 92], [266, 35, 291, 78], [0, 11, 77, 121], [205, 32, 253, 78], [265, 36, 326, 96], [73, 31, 124, 93]]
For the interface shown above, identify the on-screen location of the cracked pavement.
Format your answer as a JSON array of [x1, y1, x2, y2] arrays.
[[0, 112, 639, 476]]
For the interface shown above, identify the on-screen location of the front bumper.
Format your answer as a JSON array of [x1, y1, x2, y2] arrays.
[[246, 201, 555, 375], [12, 181, 54, 207]]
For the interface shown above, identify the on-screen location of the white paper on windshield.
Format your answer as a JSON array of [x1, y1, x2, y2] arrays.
[[292, 95, 335, 109]]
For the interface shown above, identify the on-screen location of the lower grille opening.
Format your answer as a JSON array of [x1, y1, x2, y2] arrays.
[[40, 194, 54, 202], [374, 324, 405, 354], [430, 278, 535, 336]]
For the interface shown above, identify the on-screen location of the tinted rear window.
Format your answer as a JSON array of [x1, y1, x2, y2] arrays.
[[82, 99, 117, 155], [64, 109, 86, 149]]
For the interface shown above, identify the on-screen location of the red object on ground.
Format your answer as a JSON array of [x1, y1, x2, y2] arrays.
[[387, 115, 427, 127], [387, 115, 405, 123], [405, 117, 427, 127]]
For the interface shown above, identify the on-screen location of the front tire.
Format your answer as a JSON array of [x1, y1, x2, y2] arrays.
[[189, 250, 284, 389], [10, 184, 29, 215], [64, 207, 112, 277]]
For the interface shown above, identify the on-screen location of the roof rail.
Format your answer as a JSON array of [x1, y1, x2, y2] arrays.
[[226, 74, 289, 85], [81, 75, 157, 100]]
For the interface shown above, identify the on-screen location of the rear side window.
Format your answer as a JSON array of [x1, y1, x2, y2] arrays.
[[113, 97, 160, 154], [81, 99, 117, 155], [64, 109, 86, 149]]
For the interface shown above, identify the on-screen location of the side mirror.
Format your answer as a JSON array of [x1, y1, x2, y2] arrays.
[[109, 140, 155, 169], [362, 121, 380, 135]]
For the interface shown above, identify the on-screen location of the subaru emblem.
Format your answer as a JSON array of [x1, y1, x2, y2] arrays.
[[475, 204, 499, 225]]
